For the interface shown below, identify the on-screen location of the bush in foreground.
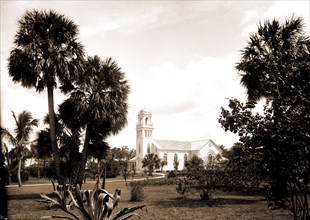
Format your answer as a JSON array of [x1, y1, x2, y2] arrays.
[[40, 178, 145, 219]]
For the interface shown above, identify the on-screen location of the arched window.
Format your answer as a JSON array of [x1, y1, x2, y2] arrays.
[[184, 154, 188, 165], [145, 117, 148, 124], [147, 144, 150, 154], [174, 153, 178, 162], [208, 154, 213, 166], [173, 154, 179, 171], [163, 153, 167, 163]]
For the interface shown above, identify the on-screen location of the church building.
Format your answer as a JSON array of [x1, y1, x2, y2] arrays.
[[129, 108, 222, 172]]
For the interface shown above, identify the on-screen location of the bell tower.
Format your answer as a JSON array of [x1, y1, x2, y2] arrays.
[[136, 108, 154, 172]]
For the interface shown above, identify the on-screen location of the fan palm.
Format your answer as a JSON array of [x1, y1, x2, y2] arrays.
[[58, 55, 130, 186], [8, 10, 85, 183], [236, 16, 309, 103], [142, 153, 160, 176], [1, 110, 38, 187]]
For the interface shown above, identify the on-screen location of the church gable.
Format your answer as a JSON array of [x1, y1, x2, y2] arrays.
[[191, 139, 222, 153]]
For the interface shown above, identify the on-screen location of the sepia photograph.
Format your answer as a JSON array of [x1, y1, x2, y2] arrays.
[[1, 1, 309, 219]]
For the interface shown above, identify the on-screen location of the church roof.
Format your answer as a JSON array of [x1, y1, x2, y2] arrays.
[[153, 140, 191, 151], [153, 139, 216, 152]]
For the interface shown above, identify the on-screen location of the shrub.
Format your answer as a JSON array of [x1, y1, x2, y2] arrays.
[[129, 182, 145, 202], [167, 171, 176, 178], [200, 188, 211, 200]]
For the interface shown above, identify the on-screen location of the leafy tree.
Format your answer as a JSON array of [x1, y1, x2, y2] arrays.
[[1, 110, 38, 187], [32, 113, 83, 182], [218, 140, 265, 193], [142, 153, 160, 176], [8, 10, 85, 184], [110, 146, 135, 161], [177, 154, 223, 200], [108, 146, 135, 182], [219, 16, 310, 219], [58, 55, 130, 186], [185, 154, 204, 179]]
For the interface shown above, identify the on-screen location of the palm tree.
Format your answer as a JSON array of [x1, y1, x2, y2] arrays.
[[58, 55, 130, 186], [8, 10, 85, 184], [142, 153, 160, 176], [236, 16, 309, 103], [1, 110, 38, 187]]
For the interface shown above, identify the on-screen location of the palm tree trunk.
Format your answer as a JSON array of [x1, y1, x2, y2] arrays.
[[47, 85, 64, 184], [76, 126, 91, 187], [17, 157, 22, 187], [101, 166, 106, 189]]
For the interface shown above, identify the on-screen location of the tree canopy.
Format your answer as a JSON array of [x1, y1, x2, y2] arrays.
[[58, 55, 130, 185], [8, 9, 85, 184], [219, 16, 310, 219]]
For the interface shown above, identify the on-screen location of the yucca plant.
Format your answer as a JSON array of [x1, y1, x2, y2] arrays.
[[40, 177, 145, 219]]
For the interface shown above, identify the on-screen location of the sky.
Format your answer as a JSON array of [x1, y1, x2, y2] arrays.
[[1, 0, 309, 150]]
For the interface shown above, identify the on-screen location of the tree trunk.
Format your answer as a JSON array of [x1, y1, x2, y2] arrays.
[[76, 126, 91, 187], [47, 85, 64, 184], [17, 157, 22, 187], [102, 166, 106, 189], [37, 159, 41, 179]]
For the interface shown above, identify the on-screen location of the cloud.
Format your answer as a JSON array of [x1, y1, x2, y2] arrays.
[[134, 55, 245, 112], [107, 54, 246, 148], [241, 0, 310, 37], [79, 4, 177, 40]]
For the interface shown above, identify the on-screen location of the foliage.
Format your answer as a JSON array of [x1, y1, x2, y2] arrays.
[[167, 171, 176, 178], [184, 154, 205, 179], [58, 55, 130, 186], [1, 110, 38, 186], [109, 146, 135, 161], [119, 161, 130, 183], [142, 153, 160, 176], [176, 154, 224, 200], [40, 177, 145, 219], [86, 146, 135, 182], [219, 16, 310, 220], [32, 114, 84, 184], [8, 10, 85, 184], [215, 142, 265, 194], [129, 181, 145, 202]]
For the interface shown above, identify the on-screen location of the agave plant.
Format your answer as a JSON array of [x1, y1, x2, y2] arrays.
[[40, 177, 145, 219]]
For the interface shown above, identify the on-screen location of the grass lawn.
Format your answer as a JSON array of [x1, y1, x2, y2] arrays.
[[6, 178, 292, 220]]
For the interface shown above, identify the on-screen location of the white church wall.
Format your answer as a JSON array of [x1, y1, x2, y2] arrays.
[[158, 151, 190, 171]]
